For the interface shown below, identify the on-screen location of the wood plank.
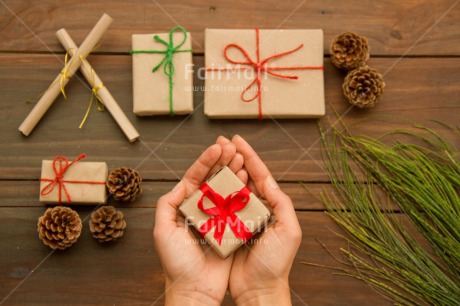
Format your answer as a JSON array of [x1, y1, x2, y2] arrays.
[[0, 0, 459, 55], [0, 180, 402, 212], [0, 208, 390, 305], [0, 181, 329, 210], [0, 55, 458, 181]]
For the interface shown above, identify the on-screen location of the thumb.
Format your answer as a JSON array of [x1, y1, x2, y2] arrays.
[[154, 181, 186, 231], [262, 176, 298, 227]]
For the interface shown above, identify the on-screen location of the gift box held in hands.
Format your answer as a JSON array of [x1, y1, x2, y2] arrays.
[[39, 154, 108, 205], [179, 166, 271, 258], [132, 26, 194, 116], [204, 28, 325, 119]]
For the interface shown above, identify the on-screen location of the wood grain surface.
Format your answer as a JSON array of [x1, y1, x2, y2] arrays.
[[1, 55, 458, 181], [0, 0, 459, 55], [0, 0, 459, 305], [1, 209, 391, 306]]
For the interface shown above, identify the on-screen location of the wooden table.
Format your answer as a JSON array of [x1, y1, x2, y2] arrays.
[[1, 1, 459, 305]]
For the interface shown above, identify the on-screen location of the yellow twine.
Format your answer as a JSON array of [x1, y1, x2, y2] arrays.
[[59, 49, 75, 100], [26, 45, 105, 128], [25, 49, 75, 103], [79, 55, 105, 129]]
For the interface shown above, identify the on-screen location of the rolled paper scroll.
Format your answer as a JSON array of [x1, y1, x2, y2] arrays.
[[56, 29, 140, 142], [18, 13, 113, 136]]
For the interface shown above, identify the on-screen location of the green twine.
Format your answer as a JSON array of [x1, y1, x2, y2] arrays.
[[131, 26, 192, 116]]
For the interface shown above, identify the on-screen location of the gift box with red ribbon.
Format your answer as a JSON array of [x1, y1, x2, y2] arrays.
[[39, 154, 108, 205], [179, 166, 271, 258], [204, 28, 325, 119]]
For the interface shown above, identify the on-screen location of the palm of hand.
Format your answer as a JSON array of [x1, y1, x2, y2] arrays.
[[154, 139, 244, 304], [155, 135, 301, 305], [233, 173, 294, 274], [229, 216, 295, 297], [158, 217, 232, 301], [228, 136, 302, 303]]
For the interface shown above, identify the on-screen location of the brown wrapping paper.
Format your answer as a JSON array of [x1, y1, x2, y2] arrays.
[[132, 31, 194, 116], [56, 29, 140, 143], [179, 166, 271, 258], [18, 14, 113, 136], [204, 29, 325, 118], [40, 159, 108, 204]]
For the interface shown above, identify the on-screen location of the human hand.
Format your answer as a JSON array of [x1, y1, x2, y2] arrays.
[[229, 135, 302, 306], [153, 136, 244, 306]]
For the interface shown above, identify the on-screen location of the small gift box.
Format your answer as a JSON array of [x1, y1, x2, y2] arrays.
[[179, 166, 271, 258], [132, 26, 194, 116], [204, 28, 325, 119], [39, 154, 108, 205]]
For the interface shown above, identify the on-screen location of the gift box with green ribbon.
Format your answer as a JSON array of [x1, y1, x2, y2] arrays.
[[132, 27, 194, 116]]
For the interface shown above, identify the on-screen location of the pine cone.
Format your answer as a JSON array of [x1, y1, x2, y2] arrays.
[[89, 206, 127, 242], [107, 167, 142, 202], [343, 66, 385, 108], [37, 206, 82, 250], [330, 32, 370, 70]]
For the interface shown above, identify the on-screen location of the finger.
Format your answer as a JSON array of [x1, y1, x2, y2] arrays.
[[218, 142, 237, 166], [232, 135, 298, 226], [209, 142, 236, 176], [262, 175, 298, 228], [228, 153, 244, 174], [176, 214, 186, 227], [154, 182, 186, 231], [182, 144, 222, 197], [216, 135, 231, 146], [247, 180, 258, 197], [231, 135, 271, 194], [236, 168, 248, 185]]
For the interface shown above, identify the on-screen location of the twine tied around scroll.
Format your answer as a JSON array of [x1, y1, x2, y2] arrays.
[[205, 28, 324, 120], [26, 48, 75, 103], [131, 26, 193, 116], [40, 154, 106, 204], [33, 47, 106, 128], [79, 55, 105, 129], [59, 50, 73, 99]]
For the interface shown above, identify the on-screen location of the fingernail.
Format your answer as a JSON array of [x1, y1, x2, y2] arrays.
[[266, 176, 279, 189], [232, 134, 240, 140], [172, 181, 183, 193]]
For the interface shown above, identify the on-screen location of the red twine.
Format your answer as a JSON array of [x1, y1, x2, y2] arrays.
[[205, 28, 323, 119], [197, 183, 253, 245], [40, 154, 106, 204]]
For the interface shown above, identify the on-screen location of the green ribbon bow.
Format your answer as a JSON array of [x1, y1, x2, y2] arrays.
[[131, 26, 192, 116]]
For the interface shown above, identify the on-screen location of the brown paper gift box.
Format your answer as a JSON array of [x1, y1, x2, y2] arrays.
[[132, 30, 194, 116], [204, 29, 325, 118], [179, 166, 271, 258], [39, 157, 108, 205]]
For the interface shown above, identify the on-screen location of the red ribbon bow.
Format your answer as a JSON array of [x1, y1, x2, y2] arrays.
[[206, 28, 323, 120], [197, 183, 253, 245], [40, 154, 106, 204]]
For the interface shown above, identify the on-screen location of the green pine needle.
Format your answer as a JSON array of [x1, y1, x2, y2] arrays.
[[302, 120, 460, 306]]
